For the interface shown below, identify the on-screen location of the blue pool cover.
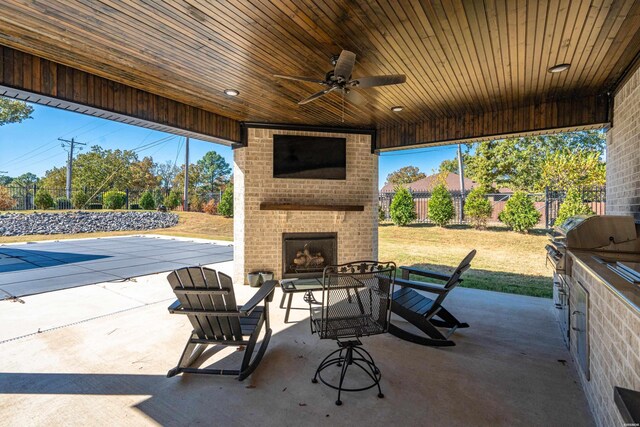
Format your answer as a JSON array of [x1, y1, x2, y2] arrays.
[[0, 236, 233, 299]]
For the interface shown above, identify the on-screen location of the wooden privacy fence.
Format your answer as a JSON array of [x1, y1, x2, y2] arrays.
[[379, 187, 606, 228]]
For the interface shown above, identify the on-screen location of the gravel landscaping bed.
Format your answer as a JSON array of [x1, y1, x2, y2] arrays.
[[0, 211, 179, 236]]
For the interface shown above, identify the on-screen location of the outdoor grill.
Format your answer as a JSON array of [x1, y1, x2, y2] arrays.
[[546, 215, 640, 346]]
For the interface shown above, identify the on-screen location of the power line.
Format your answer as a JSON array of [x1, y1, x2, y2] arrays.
[[173, 137, 184, 167], [147, 136, 178, 157], [2, 120, 111, 167], [379, 145, 460, 157]]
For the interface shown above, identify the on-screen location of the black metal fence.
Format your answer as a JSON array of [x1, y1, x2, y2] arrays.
[[544, 186, 606, 227], [379, 186, 606, 228], [3, 185, 221, 211]]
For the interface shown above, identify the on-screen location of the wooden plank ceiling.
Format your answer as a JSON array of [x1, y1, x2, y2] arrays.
[[0, 0, 639, 148]]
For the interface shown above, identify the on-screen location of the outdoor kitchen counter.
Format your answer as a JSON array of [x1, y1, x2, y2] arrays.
[[567, 250, 640, 426], [569, 249, 640, 315]]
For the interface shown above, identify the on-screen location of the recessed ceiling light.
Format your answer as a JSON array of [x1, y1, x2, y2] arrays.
[[224, 89, 240, 96], [548, 63, 571, 73], [390, 106, 403, 112]]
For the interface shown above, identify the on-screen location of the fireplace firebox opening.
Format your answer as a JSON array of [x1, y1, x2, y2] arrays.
[[282, 232, 337, 279]]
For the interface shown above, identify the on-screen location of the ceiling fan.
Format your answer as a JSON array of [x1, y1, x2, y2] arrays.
[[274, 50, 406, 106]]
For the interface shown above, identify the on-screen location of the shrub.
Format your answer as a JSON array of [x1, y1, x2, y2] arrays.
[[153, 189, 165, 208], [427, 184, 454, 227], [103, 190, 127, 210], [499, 191, 541, 233], [88, 203, 103, 210], [164, 190, 182, 210], [34, 189, 54, 209], [0, 185, 16, 210], [554, 189, 595, 226], [389, 186, 416, 226], [139, 191, 155, 210], [72, 191, 89, 209], [378, 204, 386, 222], [189, 194, 204, 212], [464, 188, 493, 229], [55, 197, 71, 210], [218, 185, 234, 217], [203, 199, 217, 215], [129, 203, 140, 210]]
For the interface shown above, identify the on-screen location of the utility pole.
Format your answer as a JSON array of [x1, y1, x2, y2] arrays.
[[457, 143, 466, 221], [59, 137, 86, 199], [183, 137, 189, 211]]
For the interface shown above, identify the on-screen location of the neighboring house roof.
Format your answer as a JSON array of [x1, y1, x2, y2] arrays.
[[380, 172, 478, 193]]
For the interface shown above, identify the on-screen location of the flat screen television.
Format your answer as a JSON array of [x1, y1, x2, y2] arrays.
[[273, 135, 346, 180]]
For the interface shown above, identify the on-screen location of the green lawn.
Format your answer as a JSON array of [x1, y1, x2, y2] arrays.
[[378, 223, 552, 298], [0, 211, 552, 297]]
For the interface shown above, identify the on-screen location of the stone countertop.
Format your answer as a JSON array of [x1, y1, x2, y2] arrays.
[[569, 250, 640, 315]]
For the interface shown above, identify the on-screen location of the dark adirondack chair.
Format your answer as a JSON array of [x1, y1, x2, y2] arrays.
[[388, 250, 476, 347], [166, 266, 276, 381], [310, 260, 396, 405]]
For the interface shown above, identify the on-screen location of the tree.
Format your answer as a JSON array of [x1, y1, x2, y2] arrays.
[[0, 176, 12, 186], [427, 184, 455, 226], [541, 149, 605, 190], [163, 190, 182, 210], [386, 166, 426, 186], [155, 161, 180, 190], [498, 192, 541, 233], [40, 167, 67, 188], [0, 98, 33, 126], [13, 172, 38, 186], [464, 187, 493, 229], [438, 158, 459, 174], [461, 130, 606, 191], [389, 186, 416, 226], [72, 146, 138, 190], [196, 151, 231, 192], [554, 189, 595, 226], [0, 186, 16, 210], [130, 156, 159, 189], [172, 163, 202, 195], [217, 185, 234, 217]]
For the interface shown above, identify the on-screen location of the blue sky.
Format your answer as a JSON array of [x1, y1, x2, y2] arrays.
[[0, 103, 459, 189]]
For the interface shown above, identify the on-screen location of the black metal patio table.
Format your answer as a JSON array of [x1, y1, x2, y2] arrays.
[[279, 277, 323, 323]]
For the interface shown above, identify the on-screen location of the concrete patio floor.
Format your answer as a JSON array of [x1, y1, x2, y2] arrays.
[[0, 257, 592, 426]]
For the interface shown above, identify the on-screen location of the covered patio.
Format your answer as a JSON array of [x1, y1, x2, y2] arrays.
[[1, 1, 640, 425], [0, 258, 590, 426]]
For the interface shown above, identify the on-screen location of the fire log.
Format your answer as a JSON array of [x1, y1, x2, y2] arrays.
[[292, 244, 325, 268]]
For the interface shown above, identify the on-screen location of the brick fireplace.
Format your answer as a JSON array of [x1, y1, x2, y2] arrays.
[[232, 126, 378, 284]]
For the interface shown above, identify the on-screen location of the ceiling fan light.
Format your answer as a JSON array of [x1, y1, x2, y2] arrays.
[[548, 63, 570, 73], [224, 89, 240, 96], [391, 106, 403, 112]]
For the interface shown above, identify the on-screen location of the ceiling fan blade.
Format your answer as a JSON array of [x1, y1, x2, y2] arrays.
[[344, 89, 367, 106], [333, 50, 356, 80], [274, 74, 325, 84], [298, 87, 336, 104], [351, 74, 406, 88]]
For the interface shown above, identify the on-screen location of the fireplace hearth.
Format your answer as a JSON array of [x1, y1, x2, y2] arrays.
[[282, 232, 337, 279]]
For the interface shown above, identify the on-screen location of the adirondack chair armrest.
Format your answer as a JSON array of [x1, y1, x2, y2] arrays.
[[399, 266, 450, 282], [394, 277, 448, 295], [240, 280, 278, 316], [168, 299, 182, 313]]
